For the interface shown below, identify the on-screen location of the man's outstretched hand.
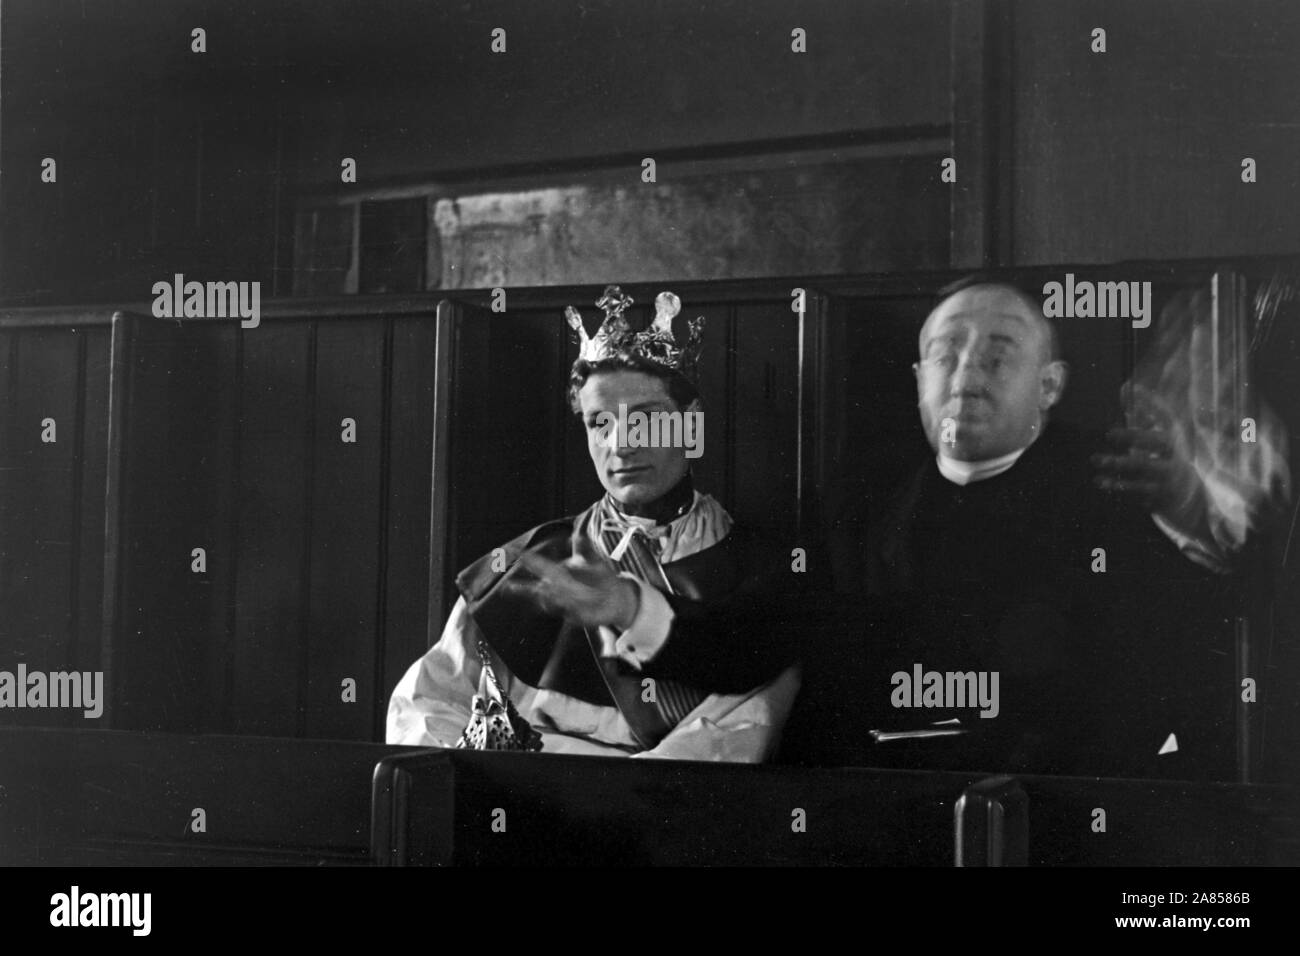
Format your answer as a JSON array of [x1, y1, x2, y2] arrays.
[[1092, 383, 1210, 541], [515, 533, 641, 631]]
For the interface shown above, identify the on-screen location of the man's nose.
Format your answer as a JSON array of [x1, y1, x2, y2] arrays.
[[948, 352, 988, 394], [610, 434, 641, 458]]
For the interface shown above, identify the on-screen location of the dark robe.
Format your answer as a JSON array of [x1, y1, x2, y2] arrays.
[[454, 498, 818, 745], [791, 421, 1239, 780]]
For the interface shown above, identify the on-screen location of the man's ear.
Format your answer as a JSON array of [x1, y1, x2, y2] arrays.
[[1040, 360, 1069, 410]]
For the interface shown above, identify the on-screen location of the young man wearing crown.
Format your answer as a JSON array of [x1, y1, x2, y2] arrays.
[[388, 286, 808, 761]]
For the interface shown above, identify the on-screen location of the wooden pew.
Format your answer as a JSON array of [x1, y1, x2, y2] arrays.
[[1017, 773, 1300, 866], [3, 730, 1295, 868], [371, 748, 1012, 866], [0, 727, 409, 866], [371, 748, 1300, 866]]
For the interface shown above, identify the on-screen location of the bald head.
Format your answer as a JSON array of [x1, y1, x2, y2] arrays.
[[913, 281, 1069, 461], [919, 281, 1060, 365]]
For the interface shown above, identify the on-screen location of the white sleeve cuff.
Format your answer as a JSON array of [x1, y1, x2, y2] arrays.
[[596, 575, 676, 670], [1151, 512, 1230, 574]]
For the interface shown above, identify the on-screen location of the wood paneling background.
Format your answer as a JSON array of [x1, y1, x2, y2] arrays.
[[0, 322, 110, 726], [1008, 0, 1300, 265], [0, 302, 440, 740]]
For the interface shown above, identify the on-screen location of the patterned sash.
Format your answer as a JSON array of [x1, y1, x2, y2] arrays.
[[585, 497, 709, 746]]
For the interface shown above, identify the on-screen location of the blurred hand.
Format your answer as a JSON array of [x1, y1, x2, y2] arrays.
[[1093, 383, 1207, 536], [516, 534, 641, 630]]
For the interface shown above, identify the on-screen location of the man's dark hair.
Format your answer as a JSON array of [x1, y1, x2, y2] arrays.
[[928, 273, 1061, 363], [567, 354, 701, 415]]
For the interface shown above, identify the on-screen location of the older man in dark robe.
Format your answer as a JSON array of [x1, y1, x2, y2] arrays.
[[795, 277, 1242, 780]]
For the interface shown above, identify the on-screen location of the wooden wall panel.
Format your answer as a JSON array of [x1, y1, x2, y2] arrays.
[[446, 305, 569, 598], [73, 327, 112, 679], [98, 308, 443, 740], [306, 318, 386, 739], [382, 316, 439, 728], [233, 321, 313, 736], [441, 304, 490, 618], [7, 331, 80, 670], [682, 304, 734, 513], [558, 300, 604, 521], [0, 325, 113, 728], [1008, 0, 1300, 265], [0, 327, 100, 728], [731, 302, 801, 542], [108, 316, 239, 733]]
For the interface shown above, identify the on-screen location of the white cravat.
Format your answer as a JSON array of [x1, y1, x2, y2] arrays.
[[936, 447, 1028, 486]]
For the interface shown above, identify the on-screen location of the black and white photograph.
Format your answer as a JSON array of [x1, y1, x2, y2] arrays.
[[1, 0, 1298, 927]]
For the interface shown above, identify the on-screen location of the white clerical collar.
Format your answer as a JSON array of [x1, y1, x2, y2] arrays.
[[936, 446, 1028, 486]]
